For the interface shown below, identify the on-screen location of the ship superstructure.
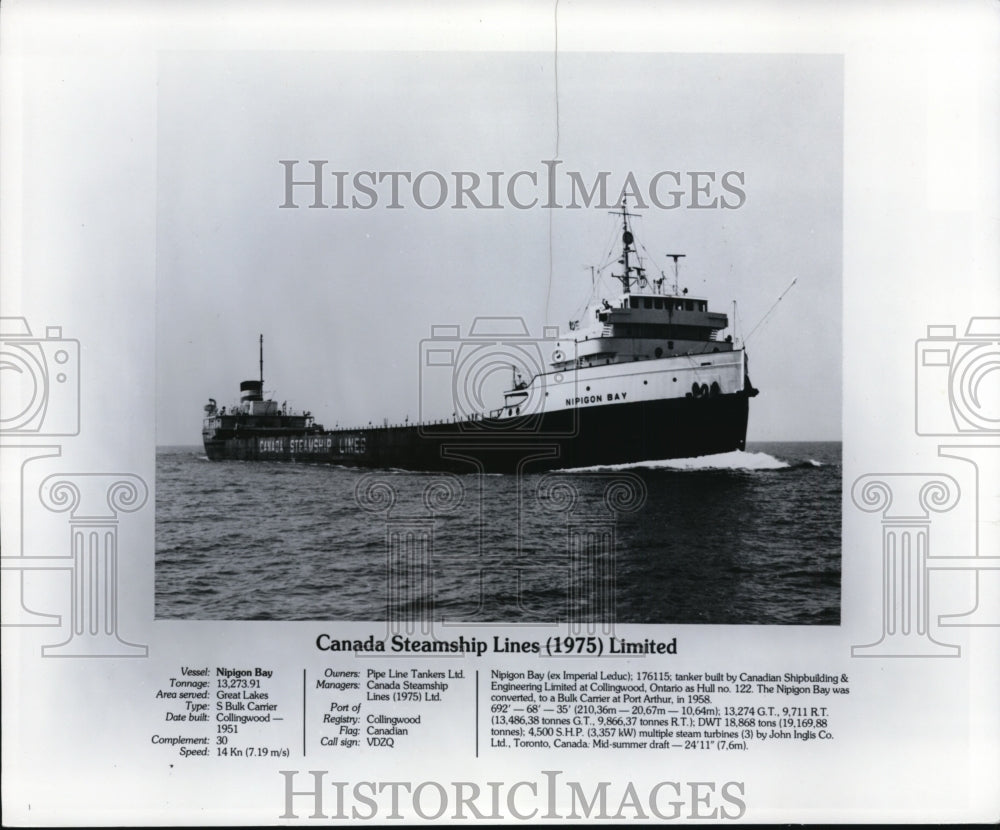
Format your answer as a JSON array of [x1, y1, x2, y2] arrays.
[[201, 335, 324, 457]]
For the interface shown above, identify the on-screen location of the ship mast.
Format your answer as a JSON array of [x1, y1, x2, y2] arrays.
[[610, 200, 643, 294], [259, 334, 264, 385]]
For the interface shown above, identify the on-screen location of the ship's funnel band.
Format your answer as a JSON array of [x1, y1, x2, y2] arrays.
[[240, 380, 264, 402]]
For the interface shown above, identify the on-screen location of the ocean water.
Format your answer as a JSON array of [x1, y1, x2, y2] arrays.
[[155, 442, 841, 624]]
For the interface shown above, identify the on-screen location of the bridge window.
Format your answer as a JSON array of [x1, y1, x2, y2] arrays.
[[685, 300, 693, 311], [654, 298, 663, 309], [629, 297, 639, 309], [643, 298, 652, 309]]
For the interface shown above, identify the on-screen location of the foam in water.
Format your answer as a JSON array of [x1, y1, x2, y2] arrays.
[[564, 449, 790, 472]]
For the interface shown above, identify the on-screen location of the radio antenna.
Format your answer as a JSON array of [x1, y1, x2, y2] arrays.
[[665, 253, 686, 295]]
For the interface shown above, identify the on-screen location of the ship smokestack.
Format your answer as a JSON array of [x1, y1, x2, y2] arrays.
[[241, 334, 265, 403], [240, 380, 263, 402]]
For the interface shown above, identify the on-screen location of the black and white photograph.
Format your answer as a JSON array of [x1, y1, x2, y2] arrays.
[[3, 2, 998, 825], [154, 51, 842, 624]]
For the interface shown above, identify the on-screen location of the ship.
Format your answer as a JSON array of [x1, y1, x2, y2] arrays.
[[202, 204, 758, 473]]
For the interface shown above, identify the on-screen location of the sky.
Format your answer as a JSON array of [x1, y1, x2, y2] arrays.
[[156, 51, 842, 445]]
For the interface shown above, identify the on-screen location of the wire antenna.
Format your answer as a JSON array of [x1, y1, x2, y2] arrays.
[[745, 278, 798, 342]]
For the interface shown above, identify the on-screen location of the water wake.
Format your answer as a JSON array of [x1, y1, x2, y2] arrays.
[[564, 450, 791, 472]]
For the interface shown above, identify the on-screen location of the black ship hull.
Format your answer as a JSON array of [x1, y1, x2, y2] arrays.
[[203, 391, 751, 474]]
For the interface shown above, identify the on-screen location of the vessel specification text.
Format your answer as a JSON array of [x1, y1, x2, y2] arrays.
[[149, 661, 850, 759], [485, 669, 849, 751]]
